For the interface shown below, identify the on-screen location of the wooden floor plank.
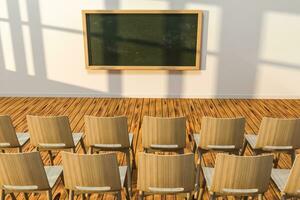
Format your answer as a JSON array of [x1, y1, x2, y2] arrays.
[[0, 97, 299, 200]]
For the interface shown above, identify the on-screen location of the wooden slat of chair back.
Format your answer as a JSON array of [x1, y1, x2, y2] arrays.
[[211, 154, 273, 194], [255, 118, 300, 149], [199, 117, 245, 149], [0, 115, 19, 147], [137, 152, 195, 193], [27, 115, 75, 148], [62, 152, 122, 192], [84, 116, 130, 148], [284, 155, 300, 195], [0, 152, 50, 190], [142, 116, 186, 149]]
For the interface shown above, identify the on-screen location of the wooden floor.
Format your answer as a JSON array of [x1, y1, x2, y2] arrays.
[[0, 97, 299, 200]]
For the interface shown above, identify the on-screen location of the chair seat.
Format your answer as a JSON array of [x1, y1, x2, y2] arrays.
[[16, 132, 30, 146], [245, 134, 257, 149], [271, 168, 290, 192], [202, 167, 214, 190], [73, 133, 84, 146], [44, 166, 63, 188], [93, 133, 133, 149], [119, 166, 127, 187], [193, 134, 236, 150]]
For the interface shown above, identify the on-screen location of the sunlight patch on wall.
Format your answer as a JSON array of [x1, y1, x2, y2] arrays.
[[255, 62, 300, 97], [260, 11, 300, 67], [0, 22, 16, 72]]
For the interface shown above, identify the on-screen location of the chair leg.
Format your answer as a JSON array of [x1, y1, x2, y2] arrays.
[[125, 184, 130, 200], [71, 147, 76, 153], [69, 190, 74, 200], [0, 189, 5, 200], [117, 191, 122, 200], [195, 157, 201, 198], [80, 139, 87, 154], [138, 191, 144, 200], [195, 149, 204, 196], [274, 153, 280, 168], [258, 194, 264, 200], [10, 193, 16, 200], [209, 192, 216, 200], [178, 149, 185, 154], [131, 146, 136, 169], [187, 192, 193, 200], [88, 147, 93, 154], [125, 150, 132, 197], [48, 150, 54, 165], [240, 139, 247, 156], [197, 179, 206, 200], [291, 150, 296, 164], [18, 147, 22, 153], [47, 190, 52, 200], [24, 193, 29, 200]]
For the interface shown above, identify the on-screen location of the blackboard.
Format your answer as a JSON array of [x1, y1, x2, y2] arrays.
[[82, 10, 203, 70]]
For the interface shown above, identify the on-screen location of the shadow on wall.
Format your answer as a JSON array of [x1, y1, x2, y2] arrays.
[[103, 0, 123, 96]]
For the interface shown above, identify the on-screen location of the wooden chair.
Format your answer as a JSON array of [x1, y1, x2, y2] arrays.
[[241, 117, 300, 167], [199, 154, 273, 200], [193, 116, 246, 155], [0, 152, 63, 200], [27, 115, 86, 165], [192, 117, 246, 198], [62, 152, 129, 200], [271, 154, 300, 199], [0, 115, 30, 152], [137, 152, 196, 200], [84, 115, 135, 196], [142, 116, 186, 153]]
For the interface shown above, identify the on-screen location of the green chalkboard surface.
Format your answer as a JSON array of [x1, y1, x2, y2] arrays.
[[83, 11, 202, 70]]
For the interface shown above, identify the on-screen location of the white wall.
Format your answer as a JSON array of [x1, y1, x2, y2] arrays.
[[0, 0, 300, 98]]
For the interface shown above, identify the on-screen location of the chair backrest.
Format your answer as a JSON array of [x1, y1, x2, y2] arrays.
[[62, 152, 122, 192], [0, 115, 19, 147], [199, 117, 245, 149], [255, 118, 300, 149], [84, 116, 130, 148], [211, 154, 273, 194], [283, 155, 300, 195], [0, 152, 50, 191], [142, 116, 186, 149], [27, 115, 75, 148], [137, 152, 195, 193]]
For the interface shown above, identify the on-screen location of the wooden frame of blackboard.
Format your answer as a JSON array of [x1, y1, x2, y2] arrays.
[[82, 10, 203, 70]]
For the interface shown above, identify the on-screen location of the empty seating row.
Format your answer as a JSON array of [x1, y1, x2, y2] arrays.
[[0, 152, 299, 200], [0, 115, 299, 200]]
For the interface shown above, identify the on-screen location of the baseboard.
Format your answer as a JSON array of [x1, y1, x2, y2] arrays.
[[0, 93, 299, 99]]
